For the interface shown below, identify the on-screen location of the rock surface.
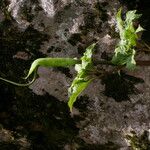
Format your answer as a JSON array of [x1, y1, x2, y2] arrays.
[[0, 0, 150, 149]]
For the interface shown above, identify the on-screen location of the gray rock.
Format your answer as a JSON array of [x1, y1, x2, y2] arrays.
[[2, 0, 150, 149]]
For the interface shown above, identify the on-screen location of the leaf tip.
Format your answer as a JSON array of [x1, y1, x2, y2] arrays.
[[68, 101, 73, 112]]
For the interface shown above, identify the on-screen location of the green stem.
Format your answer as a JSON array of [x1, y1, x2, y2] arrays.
[[136, 60, 150, 66], [0, 71, 37, 86], [93, 59, 150, 66]]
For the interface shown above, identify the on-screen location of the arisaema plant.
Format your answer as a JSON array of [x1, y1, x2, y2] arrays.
[[0, 8, 144, 111], [0, 43, 96, 112]]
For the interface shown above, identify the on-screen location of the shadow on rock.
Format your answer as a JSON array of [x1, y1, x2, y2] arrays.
[[0, 84, 79, 149], [101, 72, 144, 102], [78, 141, 120, 150]]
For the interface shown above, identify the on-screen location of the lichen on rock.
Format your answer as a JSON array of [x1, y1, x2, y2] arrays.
[[1, 0, 150, 149]]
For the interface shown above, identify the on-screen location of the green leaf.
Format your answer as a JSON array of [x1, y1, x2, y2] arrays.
[[80, 43, 95, 71], [116, 8, 124, 34], [125, 10, 142, 24], [135, 25, 144, 33], [112, 53, 129, 65], [111, 8, 143, 70], [68, 43, 96, 111], [68, 79, 92, 111]]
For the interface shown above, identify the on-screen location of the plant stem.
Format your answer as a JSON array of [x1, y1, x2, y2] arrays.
[[93, 59, 150, 66], [136, 60, 150, 66], [93, 60, 115, 66]]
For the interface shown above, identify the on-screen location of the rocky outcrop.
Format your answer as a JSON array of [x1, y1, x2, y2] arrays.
[[0, 0, 150, 149]]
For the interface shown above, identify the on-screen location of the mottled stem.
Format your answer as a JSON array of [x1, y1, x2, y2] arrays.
[[93, 59, 150, 66]]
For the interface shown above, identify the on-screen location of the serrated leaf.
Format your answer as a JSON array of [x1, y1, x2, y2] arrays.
[[81, 43, 95, 70], [125, 10, 142, 24], [68, 79, 92, 111], [116, 8, 124, 34], [136, 25, 144, 33], [112, 49, 136, 69], [68, 43, 95, 111], [112, 8, 143, 70], [112, 53, 128, 65]]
